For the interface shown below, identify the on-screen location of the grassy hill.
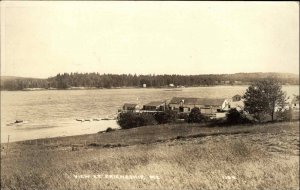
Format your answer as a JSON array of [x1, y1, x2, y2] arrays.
[[1, 121, 299, 189]]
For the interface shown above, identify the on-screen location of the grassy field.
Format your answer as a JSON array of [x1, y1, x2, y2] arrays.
[[1, 121, 299, 190]]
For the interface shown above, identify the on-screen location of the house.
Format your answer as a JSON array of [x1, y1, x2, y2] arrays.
[[168, 97, 230, 115], [232, 94, 242, 102], [122, 103, 139, 112], [169, 97, 199, 112], [291, 96, 299, 110], [234, 81, 243, 84], [143, 101, 166, 111], [228, 94, 244, 111]]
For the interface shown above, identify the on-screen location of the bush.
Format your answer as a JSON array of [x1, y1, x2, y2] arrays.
[[117, 112, 157, 129], [154, 110, 178, 124], [226, 109, 252, 124], [187, 108, 209, 123], [276, 108, 293, 121], [178, 113, 189, 120], [139, 113, 158, 126], [105, 127, 115, 132]]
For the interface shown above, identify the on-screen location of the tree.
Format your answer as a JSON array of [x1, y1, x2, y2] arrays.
[[154, 110, 178, 124], [276, 108, 293, 121], [243, 79, 287, 121], [117, 112, 157, 129], [226, 108, 251, 124], [187, 107, 209, 123]]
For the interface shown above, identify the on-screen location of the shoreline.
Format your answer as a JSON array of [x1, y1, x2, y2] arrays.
[[0, 84, 255, 92], [2, 121, 298, 146], [0, 130, 113, 145], [1, 119, 120, 144], [1, 84, 299, 92]]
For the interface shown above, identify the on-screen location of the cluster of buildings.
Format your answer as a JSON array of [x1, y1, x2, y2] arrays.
[[121, 95, 245, 119], [121, 95, 300, 119]]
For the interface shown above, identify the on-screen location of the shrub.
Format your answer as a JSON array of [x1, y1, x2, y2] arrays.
[[276, 108, 293, 121], [105, 127, 114, 132], [117, 112, 157, 129], [226, 109, 252, 124], [138, 113, 158, 126], [187, 108, 209, 123], [178, 113, 189, 120], [154, 110, 178, 124]]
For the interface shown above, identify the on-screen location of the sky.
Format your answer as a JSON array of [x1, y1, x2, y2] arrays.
[[1, 1, 299, 78]]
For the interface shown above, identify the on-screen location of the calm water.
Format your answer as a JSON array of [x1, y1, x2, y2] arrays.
[[1, 86, 299, 142]]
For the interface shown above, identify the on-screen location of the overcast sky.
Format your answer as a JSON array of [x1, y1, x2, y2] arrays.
[[1, 1, 299, 78]]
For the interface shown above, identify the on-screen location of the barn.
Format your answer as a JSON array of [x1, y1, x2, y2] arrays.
[[143, 101, 166, 111], [122, 103, 139, 112]]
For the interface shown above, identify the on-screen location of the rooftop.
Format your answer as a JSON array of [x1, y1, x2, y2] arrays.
[[123, 103, 138, 107], [144, 101, 165, 107], [170, 97, 225, 106]]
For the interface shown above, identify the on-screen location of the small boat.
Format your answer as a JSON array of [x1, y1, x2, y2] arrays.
[[7, 120, 28, 126], [101, 118, 111, 120], [93, 118, 100, 121], [15, 120, 23, 123], [101, 118, 116, 121], [76, 119, 84, 122]]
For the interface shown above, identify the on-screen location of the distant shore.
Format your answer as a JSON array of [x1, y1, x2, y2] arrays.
[[1, 84, 299, 92], [2, 72, 298, 91], [1, 84, 297, 92]]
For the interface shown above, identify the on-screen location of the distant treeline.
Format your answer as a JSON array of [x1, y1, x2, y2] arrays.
[[1, 72, 299, 90]]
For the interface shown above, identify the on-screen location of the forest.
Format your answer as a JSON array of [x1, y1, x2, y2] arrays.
[[1, 72, 299, 90]]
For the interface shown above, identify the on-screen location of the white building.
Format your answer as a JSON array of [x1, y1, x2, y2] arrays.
[[228, 94, 244, 111]]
